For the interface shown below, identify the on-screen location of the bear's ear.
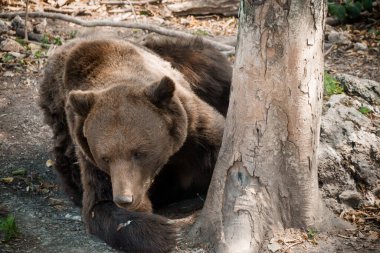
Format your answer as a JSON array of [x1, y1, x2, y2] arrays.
[[145, 76, 175, 107], [67, 90, 96, 117]]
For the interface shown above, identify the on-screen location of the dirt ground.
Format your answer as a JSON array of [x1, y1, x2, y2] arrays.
[[1, 1, 380, 253]]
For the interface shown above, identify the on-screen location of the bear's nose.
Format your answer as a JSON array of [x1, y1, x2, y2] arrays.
[[114, 195, 133, 207]]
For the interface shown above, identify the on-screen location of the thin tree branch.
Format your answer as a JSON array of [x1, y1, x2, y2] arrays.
[[100, 0, 159, 5], [24, 0, 29, 40], [0, 11, 234, 52], [284, 241, 303, 253], [127, 0, 138, 23]]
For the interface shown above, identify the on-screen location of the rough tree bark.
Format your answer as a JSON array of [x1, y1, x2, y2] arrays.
[[167, 0, 239, 16], [191, 0, 334, 252]]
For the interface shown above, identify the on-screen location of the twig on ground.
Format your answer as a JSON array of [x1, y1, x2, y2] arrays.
[[337, 234, 351, 239], [43, 7, 77, 14], [0, 11, 235, 53], [324, 44, 334, 57], [284, 241, 303, 252], [101, 0, 159, 5]]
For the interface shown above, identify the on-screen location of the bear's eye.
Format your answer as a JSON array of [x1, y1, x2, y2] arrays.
[[131, 151, 146, 160], [102, 157, 110, 163]]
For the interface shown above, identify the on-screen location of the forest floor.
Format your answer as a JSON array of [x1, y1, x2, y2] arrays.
[[0, 1, 380, 252]]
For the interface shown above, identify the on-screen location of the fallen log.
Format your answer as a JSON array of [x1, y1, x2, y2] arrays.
[[166, 0, 239, 16]]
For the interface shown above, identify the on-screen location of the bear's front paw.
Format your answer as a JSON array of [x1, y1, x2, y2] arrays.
[[87, 201, 177, 253]]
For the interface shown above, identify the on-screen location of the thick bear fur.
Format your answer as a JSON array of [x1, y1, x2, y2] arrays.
[[39, 35, 231, 253]]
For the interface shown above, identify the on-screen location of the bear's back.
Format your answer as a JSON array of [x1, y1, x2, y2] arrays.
[[143, 36, 232, 116]]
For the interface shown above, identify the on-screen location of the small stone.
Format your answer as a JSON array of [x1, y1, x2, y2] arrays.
[[368, 231, 379, 241], [373, 186, 380, 198], [0, 20, 8, 35], [33, 19, 47, 34], [64, 213, 81, 221], [0, 97, 10, 108], [11, 15, 24, 30], [268, 241, 282, 252], [364, 191, 376, 206], [180, 18, 190, 25], [3, 71, 15, 77], [8, 52, 26, 58], [56, 0, 70, 7], [354, 42, 368, 51], [71, 215, 81, 221], [45, 159, 54, 168], [328, 31, 351, 45], [10, 15, 33, 31], [0, 38, 25, 53], [339, 190, 362, 208]]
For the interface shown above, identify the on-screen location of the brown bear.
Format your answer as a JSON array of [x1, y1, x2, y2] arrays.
[[39, 34, 231, 253]]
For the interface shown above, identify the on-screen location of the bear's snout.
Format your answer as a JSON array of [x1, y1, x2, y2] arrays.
[[114, 195, 133, 208]]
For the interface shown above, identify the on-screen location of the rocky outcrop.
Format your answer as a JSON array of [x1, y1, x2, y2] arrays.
[[318, 74, 380, 213]]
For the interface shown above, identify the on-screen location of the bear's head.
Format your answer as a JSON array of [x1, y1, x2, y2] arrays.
[[64, 40, 188, 211], [68, 77, 188, 211]]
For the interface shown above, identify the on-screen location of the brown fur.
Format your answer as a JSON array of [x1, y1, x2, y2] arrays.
[[39, 36, 231, 253]]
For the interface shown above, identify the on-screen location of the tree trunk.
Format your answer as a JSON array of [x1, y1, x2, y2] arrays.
[[166, 0, 239, 16], [191, 0, 332, 252]]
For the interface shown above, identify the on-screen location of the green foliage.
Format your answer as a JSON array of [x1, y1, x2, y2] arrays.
[[53, 36, 63, 46], [34, 50, 43, 59], [69, 30, 78, 39], [368, 28, 380, 36], [41, 34, 50, 44], [15, 37, 27, 47], [139, 10, 151, 16], [1, 53, 15, 63], [306, 227, 318, 240], [324, 73, 344, 96], [40, 34, 63, 46], [328, 0, 373, 21], [358, 106, 372, 115], [192, 29, 209, 36], [362, 0, 373, 11], [345, 1, 362, 20], [0, 215, 18, 241], [328, 3, 346, 20]]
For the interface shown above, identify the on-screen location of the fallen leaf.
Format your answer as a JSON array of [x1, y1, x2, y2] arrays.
[[0, 177, 14, 183], [368, 231, 379, 241], [12, 168, 27, 176], [45, 159, 54, 168]]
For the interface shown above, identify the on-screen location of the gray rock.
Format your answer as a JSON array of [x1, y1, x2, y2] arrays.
[[323, 198, 344, 214], [10, 15, 33, 32], [318, 75, 380, 212], [11, 15, 25, 30], [267, 241, 282, 253], [327, 31, 351, 45], [354, 42, 368, 51], [8, 52, 26, 58], [339, 190, 362, 208], [0, 19, 8, 35], [336, 74, 380, 105], [3, 71, 15, 77], [373, 186, 380, 198], [0, 38, 25, 53], [33, 19, 47, 34]]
